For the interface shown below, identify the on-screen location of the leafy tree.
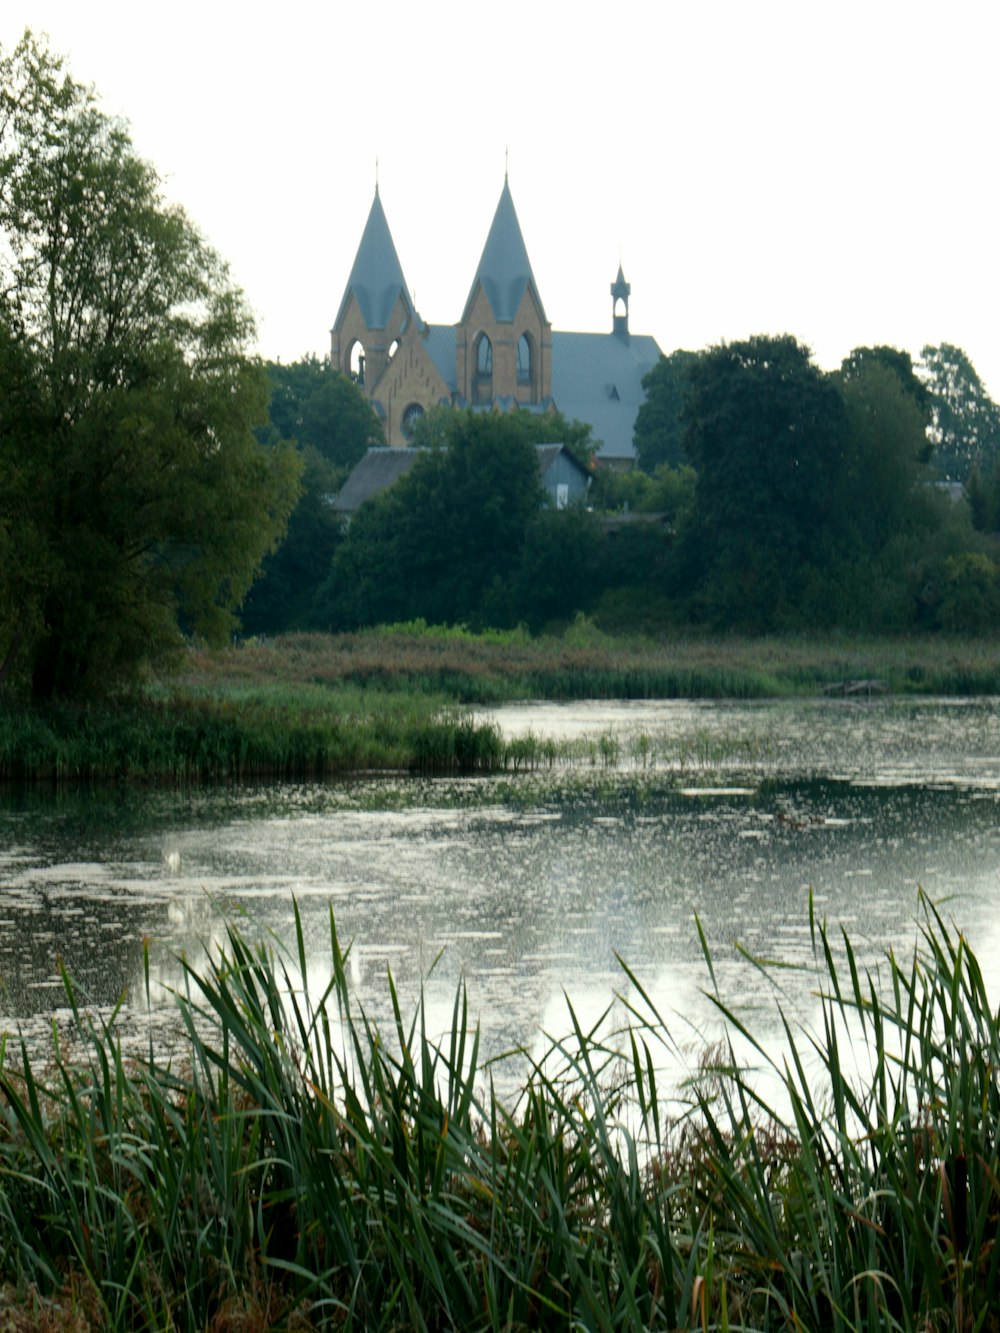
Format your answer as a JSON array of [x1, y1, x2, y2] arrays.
[[936, 552, 1000, 633], [838, 360, 933, 554], [239, 359, 382, 633], [0, 33, 299, 699], [921, 343, 1000, 482], [410, 403, 595, 469], [240, 446, 343, 635], [841, 345, 931, 420], [633, 349, 701, 473], [683, 335, 849, 627], [263, 355, 383, 469], [509, 507, 604, 632], [319, 412, 544, 629]]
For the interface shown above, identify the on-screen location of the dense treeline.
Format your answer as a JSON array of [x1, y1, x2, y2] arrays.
[[246, 336, 1000, 639]]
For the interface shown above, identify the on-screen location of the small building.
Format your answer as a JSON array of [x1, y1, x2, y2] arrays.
[[333, 443, 590, 523], [330, 178, 662, 466]]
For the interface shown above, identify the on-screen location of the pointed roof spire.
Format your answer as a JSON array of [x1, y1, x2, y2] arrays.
[[464, 177, 546, 324], [611, 262, 631, 303], [334, 188, 417, 332]]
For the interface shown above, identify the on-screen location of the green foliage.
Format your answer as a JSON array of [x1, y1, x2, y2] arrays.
[[3, 898, 1000, 1329], [838, 360, 934, 553], [921, 342, 1000, 482], [509, 506, 604, 631], [320, 411, 547, 630], [840, 343, 932, 424], [633, 347, 701, 472], [935, 552, 1000, 633], [240, 444, 343, 635], [683, 335, 850, 627], [0, 33, 300, 701], [411, 402, 596, 469], [262, 353, 383, 469]]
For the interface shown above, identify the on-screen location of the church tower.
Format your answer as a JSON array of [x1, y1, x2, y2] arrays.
[[457, 176, 552, 408], [331, 185, 420, 393], [331, 186, 451, 444]]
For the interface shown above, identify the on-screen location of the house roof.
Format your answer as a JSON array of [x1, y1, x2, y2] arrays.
[[331, 447, 422, 513], [335, 443, 588, 516], [533, 443, 589, 482], [333, 189, 419, 333], [463, 178, 547, 325], [550, 330, 661, 461]]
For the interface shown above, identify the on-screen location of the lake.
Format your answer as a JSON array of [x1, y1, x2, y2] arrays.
[[2, 697, 1000, 1089]]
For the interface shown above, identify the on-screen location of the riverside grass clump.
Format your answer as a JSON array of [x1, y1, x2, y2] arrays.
[[0, 688, 522, 784], [2, 897, 999, 1331]]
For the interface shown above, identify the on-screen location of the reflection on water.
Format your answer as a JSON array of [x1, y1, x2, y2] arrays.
[[2, 698, 999, 1080]]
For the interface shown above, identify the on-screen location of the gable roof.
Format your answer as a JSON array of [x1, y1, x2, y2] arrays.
[[551, 331, 662, 462], [331, 447, 422, 514], [463, 178, 547, 325], [333, 189, 418, 332]]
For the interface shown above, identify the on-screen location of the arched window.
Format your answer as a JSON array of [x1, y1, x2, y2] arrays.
[[401, 402, 425, 440], [388, 338, 400, 360], [474, 333, 493, 404], [348, 339, 366, 386], [517, 333, 533, 386], [476, 334, 493, 376]]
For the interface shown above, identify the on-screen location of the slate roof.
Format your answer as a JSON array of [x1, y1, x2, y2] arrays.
[[550, 331, 661, 462], [333, 189, 419, 332], [331, 447, 422, 514], [463, 179, 547, 325], [424, 324, 458, 393]]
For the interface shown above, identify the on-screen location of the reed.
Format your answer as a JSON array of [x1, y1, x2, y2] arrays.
[[2, 895, 998, 1329], [0, 693, 517, 784]]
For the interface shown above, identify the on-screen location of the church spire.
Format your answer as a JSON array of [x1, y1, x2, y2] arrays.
[[333, 187, 416, 333], [611, 262, 630, 338], [463, 176, 546, 324]]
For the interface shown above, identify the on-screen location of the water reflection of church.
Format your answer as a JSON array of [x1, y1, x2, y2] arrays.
[[330, 177, 662, 466]]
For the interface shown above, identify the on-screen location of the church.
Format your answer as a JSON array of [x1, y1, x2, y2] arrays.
[[330, 177, 662, 467]]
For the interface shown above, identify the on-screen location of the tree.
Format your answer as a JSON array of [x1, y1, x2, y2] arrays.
[[263, 355, 383, 470], [840, 345, 931, 421], [239, 358, 383, 633], [921, 343, 1000, 482], [838, 359, 933, 554], [409, 403, 595, 469], [0, 33, 299, 699], [682, 336, 850, 626], [632, 348, 701, 473], [319, 411, 544, 630]]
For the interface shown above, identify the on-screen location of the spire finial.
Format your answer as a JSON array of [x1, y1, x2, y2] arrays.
[[505, 146, 509, 182], [375, 154, 379, 194]]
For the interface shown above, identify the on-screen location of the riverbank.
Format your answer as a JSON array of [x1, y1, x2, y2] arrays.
[[4, 626, 1000, 783], [0, 898, 994, 1330], [182, 624, 1000, 701]]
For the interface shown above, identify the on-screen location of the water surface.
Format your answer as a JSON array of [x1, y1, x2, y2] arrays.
[[2, 698, 999, 1082]]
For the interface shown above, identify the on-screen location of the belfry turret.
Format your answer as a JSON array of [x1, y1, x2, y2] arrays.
[[611, 263, 631, 340]]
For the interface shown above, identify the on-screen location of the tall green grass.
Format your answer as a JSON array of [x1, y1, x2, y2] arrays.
[[0, 692, 520, 784], [2, 895, 998, 1329]]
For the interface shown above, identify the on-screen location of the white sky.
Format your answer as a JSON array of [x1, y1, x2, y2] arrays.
[[3, 1, 998, 395]]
